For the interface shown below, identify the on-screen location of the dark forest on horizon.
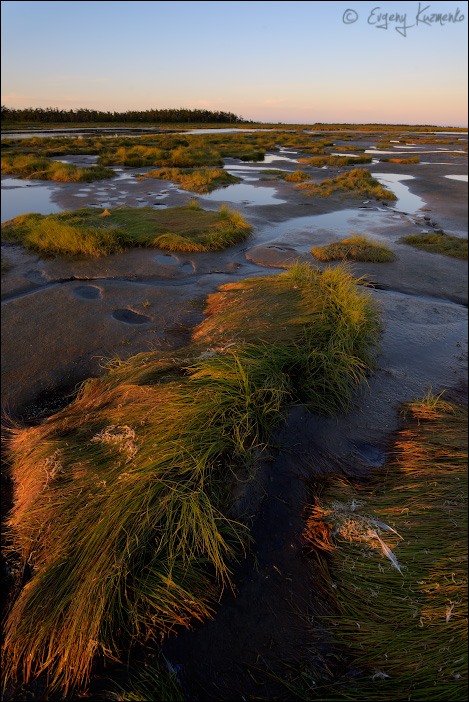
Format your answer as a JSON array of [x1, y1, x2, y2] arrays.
[[0, 106, 249, 124]]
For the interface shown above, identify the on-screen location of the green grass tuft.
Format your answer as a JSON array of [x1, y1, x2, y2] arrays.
[[1, 205, 253, 256], [295, 169, 397, 201], [1, 153, 115, 182], [311, 235, 396, 263], [143, 167, 241, 193], [399, 233, 468, 259]]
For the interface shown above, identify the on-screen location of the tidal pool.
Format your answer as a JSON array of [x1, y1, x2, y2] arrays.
[[254, 207, 404, 248], [1, 179, 63, 222], [370, 173, 426, 214], [444, 175, 468, 182], [200, 182, 286, 206]]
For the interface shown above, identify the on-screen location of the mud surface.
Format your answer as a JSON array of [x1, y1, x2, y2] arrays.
[[1, 131, 467, 699]]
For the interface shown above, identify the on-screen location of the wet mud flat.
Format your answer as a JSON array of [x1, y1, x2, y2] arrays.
[[1, 131, 467, 699]]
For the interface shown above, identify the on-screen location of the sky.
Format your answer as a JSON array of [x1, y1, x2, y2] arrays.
[[1, 0, 468, 125]]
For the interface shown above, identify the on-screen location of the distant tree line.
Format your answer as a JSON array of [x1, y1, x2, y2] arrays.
[[1, 106, 250, 124]]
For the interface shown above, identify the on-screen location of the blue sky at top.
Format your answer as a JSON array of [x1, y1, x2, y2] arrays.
[[1, 0, 468, 124]]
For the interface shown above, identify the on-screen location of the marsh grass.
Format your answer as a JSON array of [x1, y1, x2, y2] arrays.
[[143, 167, 241, 193], [295, 169, 397, 201], [1, 205, 252, 255], [311, 235, 396, 263], [110, 658, 184, 701], [301, 394, 467, 701], [1, 153, 115, 182], [2, 263, 380, 695], [380, 156, 420, 164], [399, 233, 468, 259], [297, 155, 372, 168], [282, 170, 313, 182]]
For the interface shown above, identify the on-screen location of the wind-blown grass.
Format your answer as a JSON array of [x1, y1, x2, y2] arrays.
[[311, 235, 396, 263], [1, 153, 115, 182], [301, 394, 467, 701], [2, 263, 380, 696], [1, 205, 252, 255], [295, 169, 396, 201], [143, 167, 241, 193], [399, 232, 468, 259]]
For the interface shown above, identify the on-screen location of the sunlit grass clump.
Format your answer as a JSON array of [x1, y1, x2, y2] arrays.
[[1, 153, 115, 182], [302, 393, 467, 701], [282, 170, 313, 182], [297, 155, 372, 167], [295, 169, 397, 201], [143, 166, 241, 193], [399, 232, 468, 259], [380, 156, 420, 164], [311, 235, 396, 263], [2, 263, 380, 695], [1, 204, 252, 255]]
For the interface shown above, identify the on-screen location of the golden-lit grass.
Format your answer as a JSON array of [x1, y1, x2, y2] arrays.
[[2, 263, 380, 695], [311, 235, 396, 263], [300, 394, 467, 700], [143, 167, 241, 193], [380, 156, 421, 164], [1, 204, 252, 255], [399, 232, 468, 260], [297, 155, 371, 167], [1, 153, 115, 182], [282, 170, 312, 182], [295, 169, 396, 200]]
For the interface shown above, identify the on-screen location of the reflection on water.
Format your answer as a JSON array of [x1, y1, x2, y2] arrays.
[[370, 173, 426, 214], [444, 175, 468, 182], [1, 179, 63, 222], [1, 127, 164, 140], [200, 182, 286, 206], [254, 208, 402, 247], [51, 155, 99, 167]]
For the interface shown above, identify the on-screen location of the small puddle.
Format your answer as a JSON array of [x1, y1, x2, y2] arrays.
[[51, 155, 99, 167], [254, 208, 400, 247], [1, 180, 64, 222], [72, 285, 102, 300], [200, 182, 286, 206], [111, 309, 152, 325], [154, 254, 178, 265], [349, 440, 387, 467]]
